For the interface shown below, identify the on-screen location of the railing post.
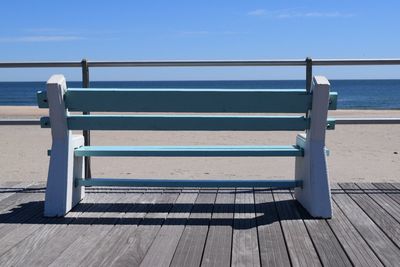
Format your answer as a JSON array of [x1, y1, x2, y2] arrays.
[[305, 57, 313, 92], [305, 57, 313, 119], [81, 59, 91, 179]]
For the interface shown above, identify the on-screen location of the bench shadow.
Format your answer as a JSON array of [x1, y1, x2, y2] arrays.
[[2, 188, 391, 228], [0, 199, 307, 229]]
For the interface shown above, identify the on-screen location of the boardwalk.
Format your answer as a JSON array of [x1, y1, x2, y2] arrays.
[[0, 182, 399, 266]]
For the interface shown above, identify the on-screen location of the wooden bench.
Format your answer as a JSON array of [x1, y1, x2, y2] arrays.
[[37, 74, 337, 218]]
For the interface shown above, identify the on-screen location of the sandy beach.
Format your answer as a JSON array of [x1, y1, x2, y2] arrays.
[[1, 106, 399, 184]]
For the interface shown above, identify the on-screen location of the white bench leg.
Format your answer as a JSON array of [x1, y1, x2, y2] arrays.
[[44, 134, 85, 217], [294, 76, 333, 218], [44, 74, 85, 217], [295, 134, 332, 218]]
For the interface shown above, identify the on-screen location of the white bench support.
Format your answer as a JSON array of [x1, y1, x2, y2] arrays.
[[295, 76, 332, 218], [44, 75, 85, 217]]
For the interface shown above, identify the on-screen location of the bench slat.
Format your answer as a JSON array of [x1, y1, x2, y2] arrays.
[[75, 178, 303, 188], [40, 115, 335, 130], [36, 90, 338, 110], [67, 115, 310, 131], [36, 91, 48, 108], [74, 145, 303, 157], [65, 88, 311, 112]]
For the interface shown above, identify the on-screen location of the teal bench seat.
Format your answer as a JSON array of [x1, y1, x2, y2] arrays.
[[38, 74, 336, 218], [73, 145, 304, 157]]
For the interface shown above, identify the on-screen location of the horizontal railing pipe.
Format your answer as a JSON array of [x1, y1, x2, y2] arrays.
[[0, 62, 81, 68], [1, 118, 400, 125], [2, 58, 400, 68]]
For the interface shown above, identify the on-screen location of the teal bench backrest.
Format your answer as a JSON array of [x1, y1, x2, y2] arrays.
[[37, 88, 337, 131]]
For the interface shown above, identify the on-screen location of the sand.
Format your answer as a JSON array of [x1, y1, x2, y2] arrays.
[[0, 106, 399, 183]]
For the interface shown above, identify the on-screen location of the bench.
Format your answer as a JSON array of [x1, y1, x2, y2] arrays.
[[37, 74, 337, 218]]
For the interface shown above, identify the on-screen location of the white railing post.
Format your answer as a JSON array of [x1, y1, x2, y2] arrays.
[[295, 76, 332, 218], [44, 75, 85, 217]]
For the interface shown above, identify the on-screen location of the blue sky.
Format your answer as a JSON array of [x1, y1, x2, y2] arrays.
[[1, 1, 400, 81]]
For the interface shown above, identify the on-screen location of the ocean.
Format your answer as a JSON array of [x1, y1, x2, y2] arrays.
[[0, 79, 399, 109]]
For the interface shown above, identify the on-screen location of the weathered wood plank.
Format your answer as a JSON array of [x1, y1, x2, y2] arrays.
[[0, 182, 33, 202], [254, 189, 290, 267], [296, 204, 352, 266], [373, 183, 400, 205], [0, 186, 46, 254], [328, 202, 383, 266], [0, 183, 45, 214], [288, 185, 352, 266], [0, 193, 103, 265], [105, 189, 181, 266], [201, 189, 235, 267], [357, 183, 400, 225], [170, 189, 217, 267], [139, 189, 199, 267], [80, 189, 163, 267], [273, 190, 321, 267], [333, 184, 400, 266], [0, 184, 399, 266], [326, 183, 383, 266], [231, 188, 260, 267], [340, 183, 400, 248], [32, 191, 143, 267]]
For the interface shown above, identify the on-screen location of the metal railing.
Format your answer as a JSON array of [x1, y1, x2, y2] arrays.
[[1, 57, 400, 178]]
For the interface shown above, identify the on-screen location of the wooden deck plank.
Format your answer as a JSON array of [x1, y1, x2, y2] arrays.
[[357, 183, 400, 225], [231, 188, 260, 267], [0, 191, 44, 237], [0, 183, 400, 266], [328, 201, 383, 266], [201, 189, 235, 267], [0, 192, 105, 266], [105, 189, 181, 266], [0, 186, 46, 257], [30, 191, 143, 267], [340, 183, 400, 247], [80, 189, 164, 267], [291, 195, 352, 266], [333, 184, 400, 266], [140, 189, 199, 267], [254, 189, 291, 267], [170, 189, 217, 267], [373, 183, 400, 205], [0, 181, 34, 202], [273, 190, 321, 267], [0, 183, 45, 214], [326, 183, 383, 267]]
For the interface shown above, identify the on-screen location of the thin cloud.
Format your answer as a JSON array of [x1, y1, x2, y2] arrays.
[[179, 31, 210, 35], [247, 9, 267, 16], [248, 9, 354, 18], [178, 30, 243, 36], [0, 35, 85, 43]]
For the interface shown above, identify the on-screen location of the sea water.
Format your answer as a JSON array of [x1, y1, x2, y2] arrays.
[[0, 79, 399, 109]]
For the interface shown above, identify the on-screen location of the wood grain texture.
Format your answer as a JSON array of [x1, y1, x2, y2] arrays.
[[170, 189, 217, 267], [273, 190, 321, 267], [334, 184, 400, 266], [46, 192, 141, 267], [108, 189, 181, 267], [80, 189, 162, 267], [201, 189, 235, 267], [139, 189, 199, 267], [231, 188, 260, 267], [254, 189, 291, 267], [340, 183, 400, 247], [0, 183, 399, 267]]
